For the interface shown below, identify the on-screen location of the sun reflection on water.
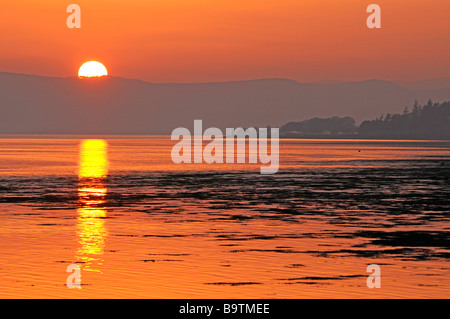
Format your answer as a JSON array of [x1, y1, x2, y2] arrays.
[[77, 140, 109, 273]]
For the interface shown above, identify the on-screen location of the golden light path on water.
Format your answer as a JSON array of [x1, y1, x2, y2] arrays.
[[77, 140, 109, 274]]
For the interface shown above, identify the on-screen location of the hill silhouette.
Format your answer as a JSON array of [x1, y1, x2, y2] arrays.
[[1, 72, 450, 134]]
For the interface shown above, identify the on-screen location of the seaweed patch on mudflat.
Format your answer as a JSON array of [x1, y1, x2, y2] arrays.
[[0, 161, 449, 263]]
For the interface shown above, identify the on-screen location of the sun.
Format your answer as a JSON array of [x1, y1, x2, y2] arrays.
[[78, 61, 108, 78]]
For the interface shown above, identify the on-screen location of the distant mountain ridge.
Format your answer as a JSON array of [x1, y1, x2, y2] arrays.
[[1, 72, 450, 134]]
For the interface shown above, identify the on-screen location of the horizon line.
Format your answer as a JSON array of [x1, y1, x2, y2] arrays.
[[2, 70, 449, 86]]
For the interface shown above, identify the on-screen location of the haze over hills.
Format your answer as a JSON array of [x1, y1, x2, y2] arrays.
[[1, 72, 450, 134]]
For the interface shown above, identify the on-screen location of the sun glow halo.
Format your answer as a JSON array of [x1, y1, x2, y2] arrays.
[[78, 61, 108, 78]]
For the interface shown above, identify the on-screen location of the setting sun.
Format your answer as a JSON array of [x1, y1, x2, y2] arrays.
[[78, 61, 108, 78]]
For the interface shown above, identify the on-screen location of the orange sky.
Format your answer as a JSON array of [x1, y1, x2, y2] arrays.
[[1, 0, 449, 82]]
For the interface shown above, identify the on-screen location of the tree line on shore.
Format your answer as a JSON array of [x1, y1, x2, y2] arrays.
[[279, 100, 450, 139]]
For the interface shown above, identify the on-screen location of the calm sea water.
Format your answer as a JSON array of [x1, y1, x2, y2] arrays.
[[0, 136, 449, 298]]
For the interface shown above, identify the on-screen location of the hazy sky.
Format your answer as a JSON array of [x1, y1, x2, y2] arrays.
[[1, 0, 449, 83]]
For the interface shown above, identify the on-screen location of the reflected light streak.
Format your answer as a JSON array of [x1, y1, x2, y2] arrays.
[[76, 139, 109, 273]]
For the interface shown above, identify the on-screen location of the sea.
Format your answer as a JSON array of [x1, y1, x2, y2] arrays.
[[0, 136, 449, 298]]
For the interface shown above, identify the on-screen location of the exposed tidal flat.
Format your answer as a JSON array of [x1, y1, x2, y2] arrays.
[[0, 137, 449, 298]]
